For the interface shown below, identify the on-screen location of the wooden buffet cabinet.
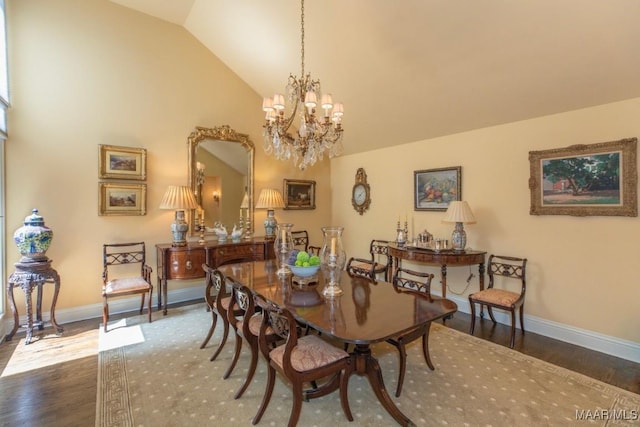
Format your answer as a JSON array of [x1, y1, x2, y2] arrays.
[[156, 238, 274, 314]]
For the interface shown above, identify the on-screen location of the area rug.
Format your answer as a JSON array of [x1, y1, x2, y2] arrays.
[[96, 303, 640, 426]]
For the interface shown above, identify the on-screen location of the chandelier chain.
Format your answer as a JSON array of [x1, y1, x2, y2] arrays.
[[300, 0, 305, 77]]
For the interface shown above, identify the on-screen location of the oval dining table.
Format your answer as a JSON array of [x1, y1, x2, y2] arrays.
[[218, 260, 458, 427]]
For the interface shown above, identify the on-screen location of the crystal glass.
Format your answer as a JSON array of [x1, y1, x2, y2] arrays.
[[320, 226, 346, 297], [274, 223, 294, 277]]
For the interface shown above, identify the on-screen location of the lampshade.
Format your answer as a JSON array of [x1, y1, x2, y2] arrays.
[[255, 188, 285, 209], [442, 201, 477, 224], [159, 185, 199, 210]]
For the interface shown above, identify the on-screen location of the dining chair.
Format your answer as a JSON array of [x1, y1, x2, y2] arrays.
[[200, 263, 240, 362], [102, 242, 153, 332], [252, 296, 353, 427], [226, 278, 279, 399], [345, 239, 391, 281], [386, 267, 436, 397], [468, 254, 528, 348], [291, 230, 320, 255]]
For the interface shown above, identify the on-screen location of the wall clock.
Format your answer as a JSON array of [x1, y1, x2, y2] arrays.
[[351, 167, 371, 215]]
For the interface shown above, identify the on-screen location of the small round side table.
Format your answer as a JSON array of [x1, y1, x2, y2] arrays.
[[5, 258, 64, 344]]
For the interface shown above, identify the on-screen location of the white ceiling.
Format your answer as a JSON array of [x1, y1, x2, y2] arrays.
[[110, 0, 640, 156]]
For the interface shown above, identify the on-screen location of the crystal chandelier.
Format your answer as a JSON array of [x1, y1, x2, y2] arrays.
[[261, 0, 344, 171]]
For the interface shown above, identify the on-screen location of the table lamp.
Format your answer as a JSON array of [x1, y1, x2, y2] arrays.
[[255, 188, 285, 239], [159, 185, 199, 246], [442, 201, 476, 252]]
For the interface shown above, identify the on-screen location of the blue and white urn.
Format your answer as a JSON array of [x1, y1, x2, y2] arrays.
[[13, 208, 53, 262]]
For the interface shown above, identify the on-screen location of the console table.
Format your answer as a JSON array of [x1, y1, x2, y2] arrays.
[[5, 259, 64, 344], [156, 238, 274, 314], [388, 243, 486, 298]]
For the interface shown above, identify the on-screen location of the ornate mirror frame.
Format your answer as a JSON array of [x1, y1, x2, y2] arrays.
[[187, 125, 254, 237]]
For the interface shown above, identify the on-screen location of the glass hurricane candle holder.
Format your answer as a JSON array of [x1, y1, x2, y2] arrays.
[[274, 223, 294, 277], [320, 226, 346, 297]]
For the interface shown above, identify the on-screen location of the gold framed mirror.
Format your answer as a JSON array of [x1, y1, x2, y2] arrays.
[[187, 125, 254, 238]]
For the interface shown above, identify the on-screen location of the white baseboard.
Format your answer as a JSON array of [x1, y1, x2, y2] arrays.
[[444, 292, 640, 364], [2, 287, 638, 364]]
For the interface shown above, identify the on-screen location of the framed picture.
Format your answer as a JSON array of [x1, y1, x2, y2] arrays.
[[283, 179, 316, 210], [414, 167, 461, 211], [529, 137, 637, 217], [99, 183, 147, 216], [99, 145, 147, 180]]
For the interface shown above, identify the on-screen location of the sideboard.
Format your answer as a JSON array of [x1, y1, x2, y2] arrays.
[[156, 238, 275, 314]]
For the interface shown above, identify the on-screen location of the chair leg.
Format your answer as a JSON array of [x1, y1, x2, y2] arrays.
[[138, 293, 145, 314], [234, 340, 258, 399], [520, 304, 526, 334], [224, 329, 243, 379], [509, 310, 516, 349], [252, 366, 276, 425], [210, 318, 230, 361], [103, 300, 109, 333], [288, 382, 304, 427], [468, 299, 477, 335], [200, 312, 218, 349], [421, 324, 435, 371], [395, 341, 407, 398], [487, 306, 497, 324], [147, 290, 152, 324]]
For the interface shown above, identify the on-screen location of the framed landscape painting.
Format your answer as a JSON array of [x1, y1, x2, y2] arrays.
[[414, 167, 461, 211], [283, 179, 316, 210], [528, 137, 637, 217], [99, 183, 147, 216], [99, 145, 147, 180]]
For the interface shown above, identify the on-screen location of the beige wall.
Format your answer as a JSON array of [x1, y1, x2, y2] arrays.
[[4, 0, 330, 316], [332, 97, 640, 346]]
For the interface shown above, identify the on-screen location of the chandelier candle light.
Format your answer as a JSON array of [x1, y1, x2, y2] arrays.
[[255, 188, 286, 239], [261, 0, 345, 171], [442, 201, 477, 252]]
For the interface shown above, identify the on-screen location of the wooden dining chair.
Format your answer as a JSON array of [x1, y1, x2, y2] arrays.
[[102, 242, 153, 332], [226, 278, 279, 399], [291, 230, 320, 255], [468, 254, 528, 348], [386, 267, 437, 397], [252, 296, 353, 427], [200, 264, 240, 362], [345, 239, 391, 281]]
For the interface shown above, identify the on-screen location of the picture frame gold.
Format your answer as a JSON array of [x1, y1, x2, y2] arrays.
[[98, 183, 147, 216], [414, 166, 461, 211], [283, 179, 316, 210], [99, 145, 147, 180], [528, 137, 637, 217]]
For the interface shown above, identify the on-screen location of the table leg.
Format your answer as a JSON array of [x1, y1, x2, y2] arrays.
[[440, 264, 447, 298], [348, 344, 415, 427], [36, 282, 44, 330], [163, 278, 168, 315], [156, 274, 163, 312], [49, 273, 64, 334], [5, 280, 19, 341], [24, 283, 34, 344], [478, 262, 485, 318]]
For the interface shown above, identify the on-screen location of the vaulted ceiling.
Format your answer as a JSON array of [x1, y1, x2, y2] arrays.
[[110, 0, 640, 155]]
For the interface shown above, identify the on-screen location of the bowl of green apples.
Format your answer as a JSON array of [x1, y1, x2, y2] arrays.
[[288, 250, 321, 277]]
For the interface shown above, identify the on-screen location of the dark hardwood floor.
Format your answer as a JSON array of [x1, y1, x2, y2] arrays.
[[0, 301, 637, 426]]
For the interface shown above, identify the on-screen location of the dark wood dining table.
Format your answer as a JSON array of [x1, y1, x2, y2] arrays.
[[218, 260, 458, 427]]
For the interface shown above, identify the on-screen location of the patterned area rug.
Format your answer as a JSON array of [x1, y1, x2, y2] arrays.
[[96, 303, 640, 426]]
